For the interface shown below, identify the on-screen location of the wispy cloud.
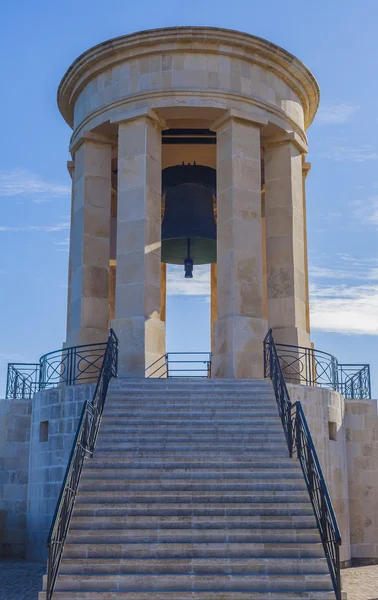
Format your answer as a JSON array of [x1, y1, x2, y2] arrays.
[[167, 264, 210, 296], [309, 255, 378, 335], [0, 221, 70, 233], [322, 145, 378, 162], [54, 237, 70, 251], [315, 104, 360, 124], [353, 197, 378, 227], [310, 283, 378, 335], [0, 169, 70, 201]]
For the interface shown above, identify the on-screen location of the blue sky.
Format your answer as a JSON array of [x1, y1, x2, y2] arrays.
[[0, 0, 377, 396]]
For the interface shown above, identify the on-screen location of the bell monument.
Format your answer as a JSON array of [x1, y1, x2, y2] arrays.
[[60, 26, 318, 378]]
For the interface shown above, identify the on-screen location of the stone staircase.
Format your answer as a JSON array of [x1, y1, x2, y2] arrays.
[[40, 378, 335, 599]]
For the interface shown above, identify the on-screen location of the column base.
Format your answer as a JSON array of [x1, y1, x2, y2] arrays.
[[65, 327, 109, 348], [271, 326, 310, 348], [212, 315, 268, 379], [111, 316, 166, 378]]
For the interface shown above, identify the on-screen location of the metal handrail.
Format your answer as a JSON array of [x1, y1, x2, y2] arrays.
[[6, 363, 40, 399], [5, 342, 109, 398], [264, 329, 341, 600], [145, 352, 212, 378], [274, 341, 371, 398], [45, 329, 118, 600]]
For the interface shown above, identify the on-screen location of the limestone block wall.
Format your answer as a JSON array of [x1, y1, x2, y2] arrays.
[[27, 383, 95, 560], [287, 384, 351, 565], [345, 398, 378, 563], [0, 396, 32, 557]]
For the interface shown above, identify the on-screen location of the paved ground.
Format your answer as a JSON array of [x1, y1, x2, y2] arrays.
[[0, 560, 44, 600], [341, 564, 378, 600], [0, 559, 377, 600]]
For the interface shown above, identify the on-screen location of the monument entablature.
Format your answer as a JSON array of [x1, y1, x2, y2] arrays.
[[58, 26, 319, 148]]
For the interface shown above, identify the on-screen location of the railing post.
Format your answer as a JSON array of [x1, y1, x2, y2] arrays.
[[295, 404, 301, 458]]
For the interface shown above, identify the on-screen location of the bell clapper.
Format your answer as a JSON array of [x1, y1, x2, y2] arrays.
[[184, 238, 194, 279]]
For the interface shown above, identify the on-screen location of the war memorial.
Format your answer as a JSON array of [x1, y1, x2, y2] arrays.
[[0, 26, 377, 600]]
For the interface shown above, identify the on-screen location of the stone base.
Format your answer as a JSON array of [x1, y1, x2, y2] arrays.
[[111, 316, 166, 378], [271, 325, 310, 348], [212, 315, 267, 378]]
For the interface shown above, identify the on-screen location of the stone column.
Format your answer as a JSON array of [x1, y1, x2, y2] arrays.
[[112, 110, 166, 377], [66, 136, 112, 347], [264, 134, 310, 348], [210, 263, 217, 350], [212, 109, 268, 379], [160, 263, 167, 322], [65, 160, 75, 338]]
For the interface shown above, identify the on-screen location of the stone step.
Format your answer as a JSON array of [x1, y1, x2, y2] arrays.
[[73, 502, 314, 517], [85, 457, 295, 469], [99, 419, 283, 429], [39, 591, 336, 600], [78, 479, 307, 492], [95, 440, 287, 450], [75, 490, 309, 504], [102, 407, 280, 416], [49, 573, 333, 593], [81, 469, 303, 480], [93, 450, 289, 458], [96, 432, 284, 442], [109, 379, 271, 388], [99, 423, 284, 433], [57, 556, 329, 575], [62, 541, 326, 559], [66, 528, 321, 544], [69, 515, 317, 531]]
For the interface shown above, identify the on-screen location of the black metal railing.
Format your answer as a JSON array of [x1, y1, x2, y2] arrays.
[[6, 363, 40, 399], [146, 352, 212, 378], [5, 342, 109, 399], [45, 329, 118, 600], [338, 364, 371, 399], [264, 329, 341, 600], [274, 341, 371, 399]]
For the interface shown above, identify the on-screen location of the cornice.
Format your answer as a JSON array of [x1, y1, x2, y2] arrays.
[[58, 27, 319, 130]]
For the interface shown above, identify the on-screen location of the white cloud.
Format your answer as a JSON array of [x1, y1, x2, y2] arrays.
[[310, 283, 378, 335], [315, 104, 359, 124], [0, 169, 70, 201], [167, 264, 210, 296], [309, 255, 378, 335], [0, 222, 70, 232], [353, 197, 378, 227], [323, 145, 378, 162]]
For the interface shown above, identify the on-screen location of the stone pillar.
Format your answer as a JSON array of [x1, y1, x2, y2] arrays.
[[66, 137, 112, 347], [264, 135, 310, 348], [302, 160, 311, 337], [212, 110, 268, 379], [65, 160, 75, 338], [210, 263, 217, 350], [160, 263, 167, 322], [112, 110, 166, 377]]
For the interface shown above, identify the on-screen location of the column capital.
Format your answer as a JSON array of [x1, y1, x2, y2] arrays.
[[67, 160, 74, 179], [302, 161, 311, 179], [262, 130, 308, 154], [70, 130, 117, 155], [110, 108, 167, 130], [211, 108, 268, 133]]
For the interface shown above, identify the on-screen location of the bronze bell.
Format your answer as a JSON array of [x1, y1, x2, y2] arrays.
[[161, 165, 217, 277]]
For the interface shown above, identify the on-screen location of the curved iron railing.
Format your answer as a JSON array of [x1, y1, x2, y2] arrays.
[[264, 329, 341, 600], [45, 329, 118, 600], [338, 364, 371, 399], [5, 342, 109, 398], [146, 352, 212, 378], [275, 341, 371, 399], [6, 363, 40, 399], [39, 342, 108, 388]]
